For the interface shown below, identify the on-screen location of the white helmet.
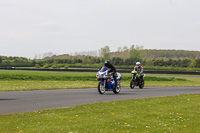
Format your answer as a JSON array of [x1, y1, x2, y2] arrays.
[[136, 62, 141, 66]]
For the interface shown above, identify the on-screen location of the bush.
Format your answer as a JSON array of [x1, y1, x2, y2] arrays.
[[43, 64, 49, 68], [58, 64, 63, 68], [35, 64, 40, 68], [52, 64, 57, 69], [64, 65, 69, 69]]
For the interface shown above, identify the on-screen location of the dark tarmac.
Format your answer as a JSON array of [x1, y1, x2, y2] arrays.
[[0, 87, 200, 114]]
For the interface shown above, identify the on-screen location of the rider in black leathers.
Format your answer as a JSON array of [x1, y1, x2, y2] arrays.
[[104, 60, 117, 88]]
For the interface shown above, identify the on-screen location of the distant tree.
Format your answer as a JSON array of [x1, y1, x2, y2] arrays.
[[170, 59, 177, 67], [111, 57, 124, 65], [122, 46, 128, 51], [124, 58, 141, 66], [43, 52, 55, 58], [129, 45, 137, 58], [189, 59, 196, 68], [34, 54, 38, 59], [180, 59, 191, 67], [32, 60, 36, 65], [96, 58, 101, 63], [167, 59, 173, 66], [0, 56, 2, 63], [195, 59, 200, 68], [145, 59, 155, 66], [117, 47, 122, 52], [83, 56, 92, 64], [99, 46, 110, 60], [129, 45, 143, 63]]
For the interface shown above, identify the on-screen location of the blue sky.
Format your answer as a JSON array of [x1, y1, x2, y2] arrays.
[[0, 0, 200, 59]]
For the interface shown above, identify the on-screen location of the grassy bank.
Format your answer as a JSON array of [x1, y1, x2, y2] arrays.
[[0, 70, 188, 81], [0, 70, 95, 81], [1, 77, 200, 91], [1, 94, 200, 132], [0, 70, 200, 91]]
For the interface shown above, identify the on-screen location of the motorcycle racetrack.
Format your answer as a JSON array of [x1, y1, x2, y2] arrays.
[[0, 86, 200, 115]]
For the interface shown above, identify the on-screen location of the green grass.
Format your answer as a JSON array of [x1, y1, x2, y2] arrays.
[[0, 81, 97, 91], [0, 70, 96, 81], [1, 70, 199, 132], [115, 65, 200, 72], [0, 94, 200, 132], [1, 78, 200, 91], [1, 70, 200, 91], [0, 70, 187, 81]]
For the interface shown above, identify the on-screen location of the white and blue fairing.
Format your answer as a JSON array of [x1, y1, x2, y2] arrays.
[[96, 66, 109, 79], [96, 66, 121, 81]]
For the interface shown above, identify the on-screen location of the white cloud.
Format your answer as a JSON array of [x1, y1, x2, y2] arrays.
[[40, 22, 63, 30], [0, 31, 33, 40], [1, 0, 200, 58], [194, 21, 200, 26]]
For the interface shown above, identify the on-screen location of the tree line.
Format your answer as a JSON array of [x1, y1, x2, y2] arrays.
[[1, 45, 200, 69]]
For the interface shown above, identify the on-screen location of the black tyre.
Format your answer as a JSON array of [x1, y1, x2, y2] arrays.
[[98, 82, 105, 94], [130, 80, 135, 89], [139, 80, 144, 89], [113, 82, 121, 94]]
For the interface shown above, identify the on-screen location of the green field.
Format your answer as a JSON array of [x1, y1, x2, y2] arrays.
[[0, 70, 200, 132], [0, 70, 200, 91], [0, 94, 200, 133], [0, 70, 189, 81]]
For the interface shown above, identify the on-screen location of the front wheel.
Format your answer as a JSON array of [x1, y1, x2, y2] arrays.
[[130, 79, 135, 89], [98, 82, 105, 94], [113, 82, 121, 94]]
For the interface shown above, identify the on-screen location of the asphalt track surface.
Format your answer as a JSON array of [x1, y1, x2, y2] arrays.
[[0, 87, 200, 115]]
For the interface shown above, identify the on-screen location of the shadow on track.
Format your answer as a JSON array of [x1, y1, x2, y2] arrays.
[[0, 98, 16, 101]]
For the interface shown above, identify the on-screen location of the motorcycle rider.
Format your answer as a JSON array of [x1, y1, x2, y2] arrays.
[[134, 62, 144, 82], [104, 60, 117, 88]]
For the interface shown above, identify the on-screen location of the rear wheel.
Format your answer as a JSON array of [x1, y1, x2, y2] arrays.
[[139, 80, 144, 89], [130, 79, 135, 89], [98, 82, 105, 94]]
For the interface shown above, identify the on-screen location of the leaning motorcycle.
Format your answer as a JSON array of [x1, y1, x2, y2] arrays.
[[96, 67, 121, 94], [130, 70, 145, 89]]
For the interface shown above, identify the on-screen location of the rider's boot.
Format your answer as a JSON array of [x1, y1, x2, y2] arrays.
[[141, 76, 144, 82], [114, 78, 117, 88]]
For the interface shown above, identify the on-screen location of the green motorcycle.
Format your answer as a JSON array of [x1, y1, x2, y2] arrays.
[[130, 70, 145, 89]]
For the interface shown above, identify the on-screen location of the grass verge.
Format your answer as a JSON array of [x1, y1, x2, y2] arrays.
[[1, 70, 199, 91], [0, 71, 200, 91], [0, 70, 189, 81], [0, 94, 200, 132], [1, 78, 200, 91]]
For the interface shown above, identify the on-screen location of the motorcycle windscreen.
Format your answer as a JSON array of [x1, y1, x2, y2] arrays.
[[100, 66, 109, 72]]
